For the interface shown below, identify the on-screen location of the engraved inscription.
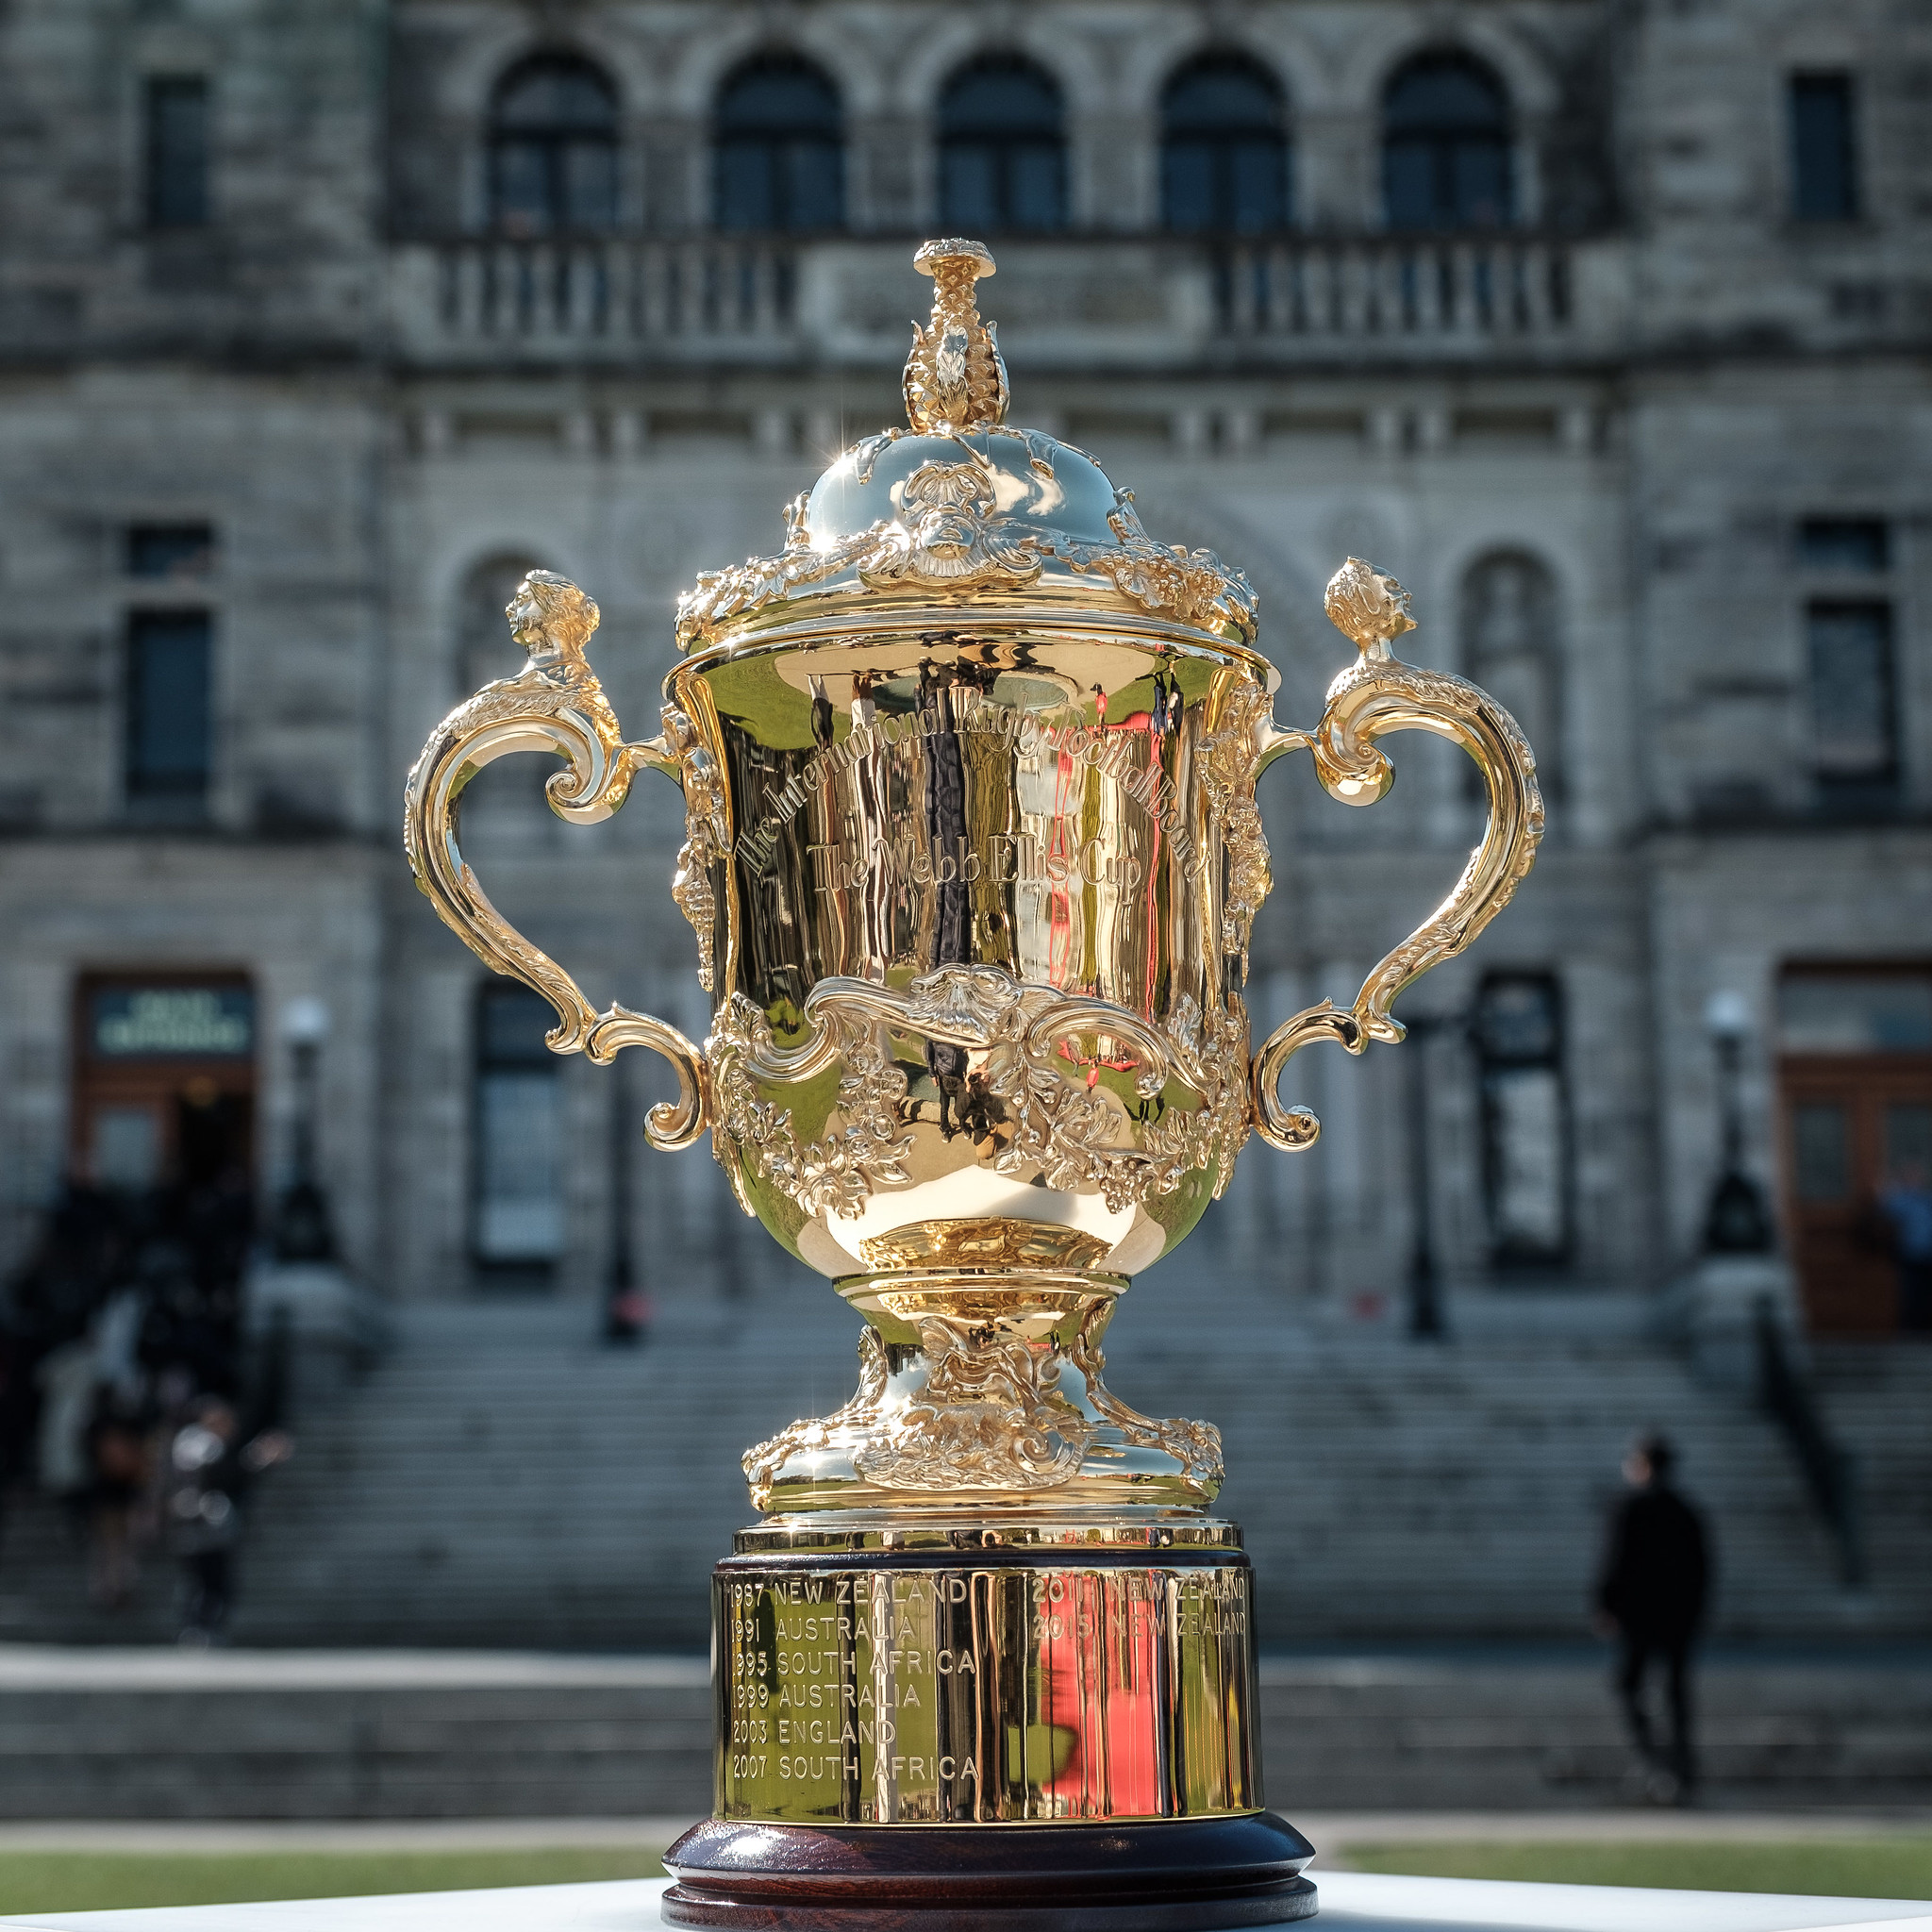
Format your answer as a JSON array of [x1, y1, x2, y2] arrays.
[[734, 691, 1201, 884], [716, 1561, 1256, 1826]]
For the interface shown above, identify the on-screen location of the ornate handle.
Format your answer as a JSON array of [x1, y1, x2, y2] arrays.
[[402, 572, 709, 1152], [1249, 558, 1545, 1152]]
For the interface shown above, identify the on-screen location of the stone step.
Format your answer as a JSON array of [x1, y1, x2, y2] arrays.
[[0, 1648, 1925, 1818]]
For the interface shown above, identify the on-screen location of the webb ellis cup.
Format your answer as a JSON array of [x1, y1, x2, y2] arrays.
[[406, 242, 1541, 1928]]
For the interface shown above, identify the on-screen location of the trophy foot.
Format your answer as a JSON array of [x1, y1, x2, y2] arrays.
[[662, 1815, 1318, 1929], [742, 1269, 1224, 1513]]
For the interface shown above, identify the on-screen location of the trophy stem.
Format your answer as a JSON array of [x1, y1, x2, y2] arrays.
[[743, 1269, 1225, 1515]]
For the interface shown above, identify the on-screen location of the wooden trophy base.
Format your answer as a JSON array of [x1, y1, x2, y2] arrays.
[[661, 1812, 1319, 1930]]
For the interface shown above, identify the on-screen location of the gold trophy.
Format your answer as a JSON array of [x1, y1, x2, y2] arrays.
[[406, 241, 1541, 1928]]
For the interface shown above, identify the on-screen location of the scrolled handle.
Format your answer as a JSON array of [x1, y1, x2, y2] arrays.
[[402, 571, 710, 1152], [1250, 558, 1544, 1153]]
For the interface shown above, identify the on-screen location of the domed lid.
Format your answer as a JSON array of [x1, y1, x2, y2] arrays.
[[675, 240, 1257, 655]]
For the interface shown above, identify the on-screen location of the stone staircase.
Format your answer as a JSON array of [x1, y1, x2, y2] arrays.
[[2, 1644, 1927, 1819], [4, 1264, 1930, 1650]]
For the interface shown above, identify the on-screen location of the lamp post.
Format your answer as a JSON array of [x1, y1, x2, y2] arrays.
[[1402, 1010, 1454, 1340], [273, 996, 335, 1263], [1702, 990, 1774, 1255]]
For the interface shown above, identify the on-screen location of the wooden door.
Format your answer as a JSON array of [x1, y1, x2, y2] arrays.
[[1779, 1055, 1932, 1333], [71, 974, 257, 1195]]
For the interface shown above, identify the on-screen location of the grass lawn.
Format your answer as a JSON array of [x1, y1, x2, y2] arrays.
[[0, 1848, 669, 1915], [1340, 1839, 1932, 1899]]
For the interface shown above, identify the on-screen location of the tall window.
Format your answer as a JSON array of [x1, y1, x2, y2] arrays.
[[1474, 973, 1570, 1266], [714, 56, 842, 231], [1790, 74, 1857, 223], [144, 76, 209, 229], [125, 612, 212, 813], [1801, 516, 1896, 810], [939, 56, 1065, 233], [1161, 54, 1289, 233], [1383, 53, 1511, 231], [475, 984, 564, 1270], [1462, 552, 1561, 802], [1808, 605, 1896, 800], [490, 55, 618, 236]]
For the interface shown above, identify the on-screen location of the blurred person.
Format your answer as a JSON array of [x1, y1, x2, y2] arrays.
[[1594, 1432, 1711, 1802], [84, 1387, 154, 1607], [1874, 1158, 1932, 1334], [164, 1395, 291, 1644]]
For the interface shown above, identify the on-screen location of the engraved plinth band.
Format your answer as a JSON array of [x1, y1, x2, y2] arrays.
[[715, 1541, 1259, 1825]]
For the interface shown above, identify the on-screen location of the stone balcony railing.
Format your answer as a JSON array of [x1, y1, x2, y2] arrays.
[[385, 232, 1631, 372]]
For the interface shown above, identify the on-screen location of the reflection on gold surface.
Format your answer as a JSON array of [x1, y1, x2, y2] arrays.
[[715, 1531, 1258, 1825], [857, 1218, 1113, 1273]]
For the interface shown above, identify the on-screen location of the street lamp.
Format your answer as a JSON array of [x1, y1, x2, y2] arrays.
[[1702, 989, 1773, 1255], [273, 996, 336, 1262], [1401, 1009, 1456, 1340]]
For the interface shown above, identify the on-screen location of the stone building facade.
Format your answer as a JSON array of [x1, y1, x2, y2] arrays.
[[1, 0, 1926, 1327]]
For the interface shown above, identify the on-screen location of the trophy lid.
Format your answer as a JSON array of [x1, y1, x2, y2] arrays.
[[675, 240, 1257, 655]]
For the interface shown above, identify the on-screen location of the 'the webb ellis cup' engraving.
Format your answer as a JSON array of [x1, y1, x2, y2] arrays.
[[735, 686, 1202, 885], [808, 821, 1143, 897]]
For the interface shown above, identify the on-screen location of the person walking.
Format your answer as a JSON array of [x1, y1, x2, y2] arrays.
[[1876, 1158, 1932, 1333], [1594, 1432, 1711, 1802], [163, 1396, 291, 1644]]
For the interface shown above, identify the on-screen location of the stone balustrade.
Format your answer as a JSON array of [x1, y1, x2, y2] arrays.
[[387, 232, 1628, 369]]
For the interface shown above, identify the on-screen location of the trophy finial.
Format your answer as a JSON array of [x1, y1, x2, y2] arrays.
[[904, 239, 1008, 435], [1324, 556, 1417, 658]]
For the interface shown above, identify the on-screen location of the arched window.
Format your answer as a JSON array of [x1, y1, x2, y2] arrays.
[[490, 55, 618, 236], [1383, 53, 1511, 230], [1161, 54, 1289, 233], [939, 56, 1065, 233], [714, 55, 843, 231], [1461, 552, 1560, 799]]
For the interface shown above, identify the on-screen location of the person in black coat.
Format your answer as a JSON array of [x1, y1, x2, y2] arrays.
[[1594, 1432, 1711, 1797]]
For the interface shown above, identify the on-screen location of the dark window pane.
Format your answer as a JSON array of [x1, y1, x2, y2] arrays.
[[1164, 61, 1280, 135], [941, 59, 1061, 136], [496, 61, 616, 133], [1800, 517, 1887, 573], [1160, 57, 1289, 232], [939, 56, 1064, 231], [127, 524, 213, 579], [126, 611, 211, 800], [490, 57, 619, 233], [1228, 142, 1287, 230], [1476, 974, 1560, 1064], [1387, 61, 1507, 132], [1383, 141, 1436, 230], [145, 76, 208, 230], [716, 144, 774, 231], [1453, 142, 1509, 228], [1887, 1104, 1932, 1177], [1780, 974, 1932, 1054], [1163, 144, 1216, 231], [562, 141, 617, 227], [479, 984, 557, 1066], [475, 986, 560, 1265], [941, 145, 1000, 231], [787, 141, 843, 230], [1008, 145, 1065, 231], [1807, 601, 1896, 784], [1790, 73, 1857, 221], [717, 61, 840, 136], [712, 58, 843, 230], [1382, 55, 1512, 230], [1793, 1103, 1850, 1202]]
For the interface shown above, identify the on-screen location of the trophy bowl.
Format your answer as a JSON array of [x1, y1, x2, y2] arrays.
[[406, 240, 1541, 1929]]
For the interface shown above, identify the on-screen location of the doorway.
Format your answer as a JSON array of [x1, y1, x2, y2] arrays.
[[71, 974, 258, 1197], [1776, 967, 1932, 1333]]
